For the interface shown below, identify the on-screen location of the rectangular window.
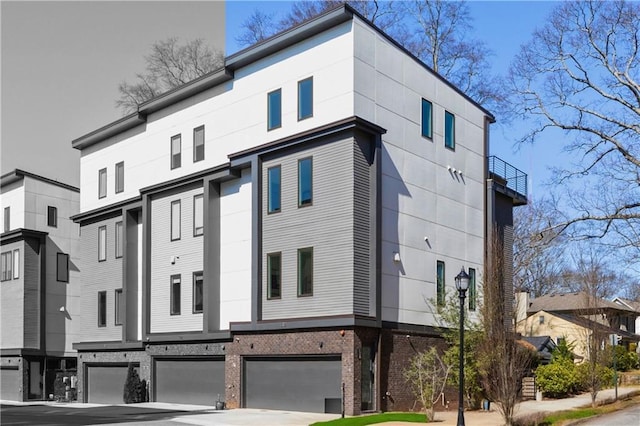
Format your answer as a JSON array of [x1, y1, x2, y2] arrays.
[[468, 268, 476, 311], [171, 200, 181, 241], [115, 161, 124, 193], [98, 225, 107, 261], [171, 134, 182, 169], [12, 249, 19, 279], [436, 260, 445, 307], [193, 271, 203, 313], [298, 77, 313, 120], [115, 288, 123, 325], [267, 166, 281, 213], [193, 126, 205, 162], [421, 98, 433, 139], [98, 291, 107, 327], [170, 275, 181, 315], [98, 168, 107, 198], [267, 252, 281, 299], [3, 206, 9, 232], [1, 251, 12, 281], [445, 111, 455, 149], [57, 253, 69, 282], [267, 89, 282, 130], [115, 221, 123, 258], [47, 206, 57, 227], [298, 247, 313, 297], [298, 157, 313, 207], [193, 195, 204, 236]]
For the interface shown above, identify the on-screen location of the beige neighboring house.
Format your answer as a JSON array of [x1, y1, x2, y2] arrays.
[[516, 292, 640, 360]]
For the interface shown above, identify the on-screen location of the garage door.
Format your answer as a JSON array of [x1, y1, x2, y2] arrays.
[[86, 365, 131, 404], [244, 357, 341, 413], [1, 368, 20, 401], [154, 358, 225, 406]]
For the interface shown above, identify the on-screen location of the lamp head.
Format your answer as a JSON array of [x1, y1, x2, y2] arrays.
[[455, 268, 470, 292]]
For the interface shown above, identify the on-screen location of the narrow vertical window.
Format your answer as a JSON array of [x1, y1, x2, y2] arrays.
[[98, 168, 107, 198], [57, 253, 69, 282], [444, 111, 455, 149], [298, 247, 313, 296], [3, 207, 9, 232], [115, 161, 124, 193], [267, 89, 282, 130], [115, 221, 123, 258], [115, 288, 123, 325], [47, 206, 57, 227], [193, 271, 203, 313], [436, 260, 445, 307], [170, 275, 181, 315], [171, 200, 181, 241], [98, 291, 107, 327], [298, 77, 313, 120], [468, 268, 476, 311], [171, 134, 182, 169], [267, 252, 281, 299], [193, 194, 204, 236], [267, 166, 281, 213], [193, 126, 205, 162], [12, 249, 20, 279], [421, 98, 433, 139], [98, 225, 107, 261], [298, 157, 312, 207], [1, 252, 12, 281]]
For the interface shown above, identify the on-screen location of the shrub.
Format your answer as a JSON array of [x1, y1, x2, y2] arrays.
[[123, 363, 145, 403], [575, 362, 615, 392], [535, 358, 579, 398]]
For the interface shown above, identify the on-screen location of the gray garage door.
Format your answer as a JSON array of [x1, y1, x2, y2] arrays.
[[1, 368, 20, 401], [154, 358, 225, 406], [243, 357, 342, 413], [86, 365, 131, 404]]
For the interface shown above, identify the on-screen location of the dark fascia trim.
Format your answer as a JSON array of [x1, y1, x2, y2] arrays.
[[1, 348, 46, 357], [381, 321, 444, 337], [0, 169, 79, 192], [139, 163, 237, 195], [73, 341, 145, 352], [230, 314, 379, 333], [1, 228, 48, 245], [72, 113, 146, 150], [71, 196, 141, 224], [229, 116, 386, 163], [226, 6, 353, 71], [145, 331, 231, 343]]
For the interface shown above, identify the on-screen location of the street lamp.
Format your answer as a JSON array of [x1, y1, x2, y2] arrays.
[[455, 268, 470, 426]]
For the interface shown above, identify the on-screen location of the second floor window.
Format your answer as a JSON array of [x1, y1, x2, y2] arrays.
[[267, 252, 281, 299], [98, 226, 107, 261], [171, 275, 181, 315], [298, 247, 313, 297], [445, 111, 455, 149], [421, 98, 433, 139], [57, 252, 69, 282], [193, 126, 205, 162], [267, 166, 281, 213], [115, 161, 124, 193], [468, 268, 477, 311], [436, 260, 445, 307], [298, 77, 313, 120], [115, 288, 124, 325], [193, 195, 204, 236], [171, 134, 182, 169], [98, 168, 107, 198], [12, 249, 19, 279], [193, 272, 203, 313], [267, 89, 282, 130], [115, 221, 123, 258], [171, 200, 181, 241], [47, 206, 57, 227], [1, 251, 12, 281], [3, 207, 9, 232], [298, 158, 313, 207], [98, 291, 107, 327]]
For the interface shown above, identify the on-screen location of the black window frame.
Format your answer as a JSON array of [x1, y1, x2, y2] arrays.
[[171, 200, 181, 241], [57, 252, 69, 282], [193, 125, 205, 163], [421, 98, 433, 139], [193, 194, 204, 237], [98, 168, 107, 199], [298, 77, 313, 121], [267, 166, 281, 214], [115, 221, 123, 258], [267, 89, 282, 130], [47, 206, 58, 228], [170, 274, 181, 315], [436, 260, 445, 307], [267, 252, 281, 299], [298, 157, 313, 207], [192, 271, 203, 313], [98, 291, 107, 327], [12, 249, 19, 279], [98, 225, 107, 262], [115, 288, 124, 325], [171, 134, 182, 169], [297, 247, 313, 297], [1, 251, 12, 282], [468, 268, 477, 311], [444, 110, 455, 150], [3, 206, 9, 232], [115, 161, 124, 193]]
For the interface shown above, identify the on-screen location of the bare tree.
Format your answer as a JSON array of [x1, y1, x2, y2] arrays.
[[560, 246, 619, 300], [116, 38, 224, 114], [508, 0, 640, 257], [235, 10, 277, 47], [403, 347, 451, 422]]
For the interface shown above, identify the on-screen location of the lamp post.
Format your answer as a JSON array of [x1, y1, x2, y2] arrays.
[[455, 268, 470, 426]]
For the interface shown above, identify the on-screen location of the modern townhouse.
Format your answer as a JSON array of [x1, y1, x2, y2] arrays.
[[70, 5, 526, 414], [1, 169, 80, 401]]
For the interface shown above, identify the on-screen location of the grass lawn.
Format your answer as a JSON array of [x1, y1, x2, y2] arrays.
[[309, 412, 426, 426]]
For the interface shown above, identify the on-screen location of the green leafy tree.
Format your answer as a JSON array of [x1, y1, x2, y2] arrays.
[[536, 358, 580, 398]]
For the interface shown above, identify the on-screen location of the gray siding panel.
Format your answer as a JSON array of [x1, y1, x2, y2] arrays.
[[353, 135, 371, 316], [23, 238, 40, 348]]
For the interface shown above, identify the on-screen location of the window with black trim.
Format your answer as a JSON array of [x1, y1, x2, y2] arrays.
[[98, 225, 106, 261], [170, 274, 181, 315], [421, 98, 433, 139], [445, 111, 455, 149], [193, 271, 203, 313], [171, 200, 181, 241], [267, 89, 282, 130], [98, 291, 107, 327], [171, 134, 182, 169], [193, 195, 204, 236], [298, 157, 312, 207], [1, 251, 12, 281], [115, 288, 123, 325], [298, 247, 313, 296], [115, 161, 124, 193], [267, 166, 281, 213], [193, 126, 205, 162], [3, 207, 9, 232], [98, 168, 107, 198], [115, 221, 123, 258], [47, 206, 57, 227], [436, 260, 445, 306], [57, 253, 69, 282], [267, 252, 281, 299], [298, 77, 313, 120], [12, 249, 19, 279], [468, 268, 476, 311]]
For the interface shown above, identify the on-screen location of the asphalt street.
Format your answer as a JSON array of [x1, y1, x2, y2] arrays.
[[575, 404, 640, 426]]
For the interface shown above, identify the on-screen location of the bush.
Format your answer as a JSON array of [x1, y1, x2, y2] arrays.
[[123, 363, 146, 403], [536, 358, 580, 398], [575, 363, 615, 392]]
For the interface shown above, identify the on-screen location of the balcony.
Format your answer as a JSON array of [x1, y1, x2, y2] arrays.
[[488, 156, 528, 206]]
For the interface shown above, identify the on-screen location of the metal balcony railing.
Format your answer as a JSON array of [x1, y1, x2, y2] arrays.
[[488, 156, 528, 200]]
